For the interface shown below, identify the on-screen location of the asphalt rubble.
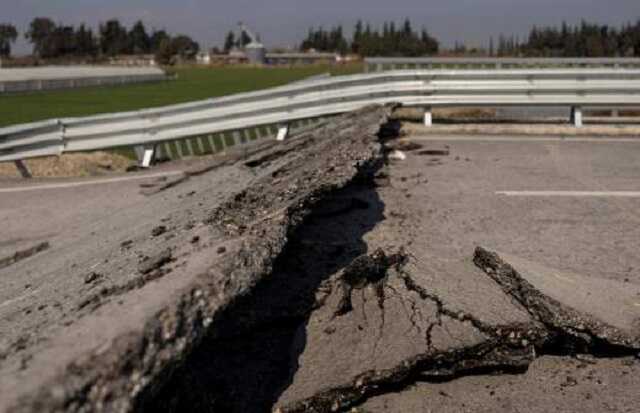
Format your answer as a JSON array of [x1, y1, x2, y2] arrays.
[[1, 104, 639, 412]]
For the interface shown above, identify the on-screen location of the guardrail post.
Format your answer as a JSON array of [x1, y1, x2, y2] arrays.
[[234, 130, 246, 145], [14, 160, 32, 178], [135, 144, 157, 168], [570, 106, 583, 128], [276, 123, 290, 141], [423, 106, 433, 127]]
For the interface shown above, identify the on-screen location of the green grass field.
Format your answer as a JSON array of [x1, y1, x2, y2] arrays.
[[0, 64, 363, 128]]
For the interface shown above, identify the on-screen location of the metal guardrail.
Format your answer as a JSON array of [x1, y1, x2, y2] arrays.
[[365, 57, 640, 72], [2, 68, 640, 174]]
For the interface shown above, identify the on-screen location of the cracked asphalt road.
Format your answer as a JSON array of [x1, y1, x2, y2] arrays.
[[2, 113, 640, 413], [355, 134, 640, 412]]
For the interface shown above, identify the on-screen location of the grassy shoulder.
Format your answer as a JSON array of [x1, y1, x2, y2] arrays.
[[1, 63, 363, 127]]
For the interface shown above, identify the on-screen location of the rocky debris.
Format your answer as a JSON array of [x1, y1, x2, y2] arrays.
[[83, 272, 102, 285], [76, 261, 175, 312], [0, 242, 50, 270], [332, 248, 408, 317], [207, 107, 388, 237], [474, 247, 640, 352], [151, 225, 168, 237], [138, 248, 173, 275]]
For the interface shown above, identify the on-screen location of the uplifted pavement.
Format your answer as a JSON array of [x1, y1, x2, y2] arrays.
[[0, 106, 387, 412]]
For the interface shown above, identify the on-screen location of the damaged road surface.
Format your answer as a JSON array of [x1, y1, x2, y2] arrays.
[[0, 106, 386, 412], [2, 109, 640, 413], [146, 128, 640, 412]]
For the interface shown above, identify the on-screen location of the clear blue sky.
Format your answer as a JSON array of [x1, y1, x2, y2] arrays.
[[3, 0, 639, 54]]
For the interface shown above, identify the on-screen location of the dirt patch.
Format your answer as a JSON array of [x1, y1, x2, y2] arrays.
[[0, 152, 133, 178], [392, 107, 496, 122]]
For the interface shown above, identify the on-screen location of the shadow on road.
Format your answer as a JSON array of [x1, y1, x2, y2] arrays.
[[141, 180, 386, 412]]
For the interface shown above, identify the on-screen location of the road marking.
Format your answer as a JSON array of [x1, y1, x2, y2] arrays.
[[497, 191, 640, 197], [0, 171, 184, 193], [410, 136, 640, 143]]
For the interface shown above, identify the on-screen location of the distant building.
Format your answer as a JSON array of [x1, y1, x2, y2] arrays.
[[198, 22, 345, 67], [196, 52, 211, 65], [266, 52, 337, 66], [197, 48, 340, 67], [245, 42, 267, 65], [108, 54, 157, 67]]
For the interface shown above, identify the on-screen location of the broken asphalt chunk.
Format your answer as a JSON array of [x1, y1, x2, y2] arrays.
[[474, 247, 640, 351], [138, 248, 173, 274]]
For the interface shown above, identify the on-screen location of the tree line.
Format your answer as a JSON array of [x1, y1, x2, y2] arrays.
[[0, 18, 199, 63], [492, 21, 640, 57], [300, 20, 439, 56], [3, 18, 640, 61]]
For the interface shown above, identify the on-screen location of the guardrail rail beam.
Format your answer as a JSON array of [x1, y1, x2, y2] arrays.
[[3, 66, 640, 165]]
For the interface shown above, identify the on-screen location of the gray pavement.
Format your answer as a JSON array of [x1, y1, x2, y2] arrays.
[[404, 134, 640, 283], [351, 134, 640, 412], [2, 123, 640, 412]]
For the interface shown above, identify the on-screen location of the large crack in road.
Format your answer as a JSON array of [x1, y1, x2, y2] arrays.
[[2, 105, 640, 413], [143, 112, 639, 412]]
